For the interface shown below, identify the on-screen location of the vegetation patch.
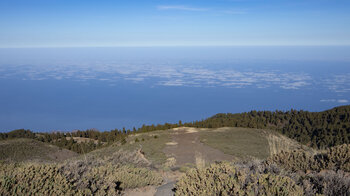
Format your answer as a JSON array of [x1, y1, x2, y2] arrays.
[[0, 149, 163, 195], [267, 144, 350, 172], [175, 144, 350, 196], [175, 162, 303, 196], [120, 130, 171, 166], [199, 127, 270, 159], [190, 105, 350, 149], [0, 138, 77, 163], [0, 163, 76, 195], [1, 106, 350, 154]]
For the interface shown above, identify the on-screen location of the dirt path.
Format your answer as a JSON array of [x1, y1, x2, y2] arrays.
[[154, 181, 176, 196], [123, 186, 156, 196], [155, 127, 235, 195], [163, 127, 235, 168]]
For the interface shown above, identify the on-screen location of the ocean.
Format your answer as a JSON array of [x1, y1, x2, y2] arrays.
[[0, 46, 349, 132]]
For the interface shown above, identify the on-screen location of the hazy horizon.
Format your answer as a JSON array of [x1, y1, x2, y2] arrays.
[[1, 46, 349, 132], [1, 0, 350, 132]]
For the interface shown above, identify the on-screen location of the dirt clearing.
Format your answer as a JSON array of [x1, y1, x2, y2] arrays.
[[163, 127, 235, 167]]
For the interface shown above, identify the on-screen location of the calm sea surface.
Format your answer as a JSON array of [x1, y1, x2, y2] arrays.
[[0, 46, 349, 132]]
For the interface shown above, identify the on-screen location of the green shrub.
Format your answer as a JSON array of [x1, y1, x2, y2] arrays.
[[0, 164, 76, 195], [266, 145, 350, 195], [249, 173, 303, 196], [325, 144, 350, 172], [300, 170, 350, 196], [267, 150, 320, 172], [175, 162, 303, 196], [268, 144, 350, 172], [75, 164, 162, 194], [175, 162, 245, 196], [0, 149, 162, 196]]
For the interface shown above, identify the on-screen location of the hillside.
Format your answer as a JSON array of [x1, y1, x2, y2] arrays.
[[1, 126, 350, 195], [2, 105, 349, 155], [189, 105, 350, 149], [0, 138, 77, 163], [84, 127, 312, 170], [0, 127, 316, 167], [0, 106, 349, 195]]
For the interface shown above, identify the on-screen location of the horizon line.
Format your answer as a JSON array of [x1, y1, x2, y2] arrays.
[[1, 44, 350, 49]]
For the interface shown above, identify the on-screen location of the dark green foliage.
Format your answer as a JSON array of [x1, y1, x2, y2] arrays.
[[0, 129, 35, 140], [121, 138, 127, 145], [186, 105, 350, 149], [1, 129, 129, 154]]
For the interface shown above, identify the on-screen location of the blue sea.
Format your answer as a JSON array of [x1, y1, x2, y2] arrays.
[[0, 46, 349, 132]]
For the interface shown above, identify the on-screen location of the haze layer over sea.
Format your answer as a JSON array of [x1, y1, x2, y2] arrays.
[[0, 46, 349, 132]]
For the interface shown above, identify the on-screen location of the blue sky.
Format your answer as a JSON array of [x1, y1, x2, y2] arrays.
[[0, 0, 350, 47]]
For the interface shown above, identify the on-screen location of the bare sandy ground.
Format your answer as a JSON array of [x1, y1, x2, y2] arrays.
[[123, 186, 156, 196], [165, 142, 178, 146]]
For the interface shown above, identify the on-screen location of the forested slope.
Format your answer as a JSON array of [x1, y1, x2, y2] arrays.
[[188, 105, 350, 149], [1, 105, 349, 152]]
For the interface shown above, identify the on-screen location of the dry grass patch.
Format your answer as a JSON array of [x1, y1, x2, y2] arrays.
[[0, 138, 77, 163], [199, 127, 270, 160], [261, 130, 316, 156], [66, 137, 101, 144], [90, 130, 172, 167]]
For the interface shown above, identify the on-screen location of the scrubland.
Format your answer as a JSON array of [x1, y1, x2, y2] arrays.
[[1, 127, 350, 195]]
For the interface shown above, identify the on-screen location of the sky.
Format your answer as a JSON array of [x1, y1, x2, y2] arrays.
[[0, 0, 350, 47]]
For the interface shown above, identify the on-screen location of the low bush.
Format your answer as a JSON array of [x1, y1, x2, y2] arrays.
[[300, 170, 350, 196], [175, 162, 245, 195], [175, 162, 303, 196], [61, 163, 162, 195], [267, 150, 320, 172], [0, 149, 162, 195], [175, 157, 350, 196], [249, 173, 303, 196], [0, 163, 76, 195], [325, 144, 350, 172], [267, 144, 350, 172]]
